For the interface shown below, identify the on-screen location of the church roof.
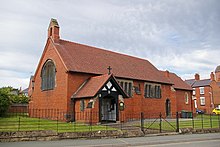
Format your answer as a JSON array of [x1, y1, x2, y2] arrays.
[[161, 72, 192, 91], [72, 74, 128, 98], [54, 39, 172, 84]]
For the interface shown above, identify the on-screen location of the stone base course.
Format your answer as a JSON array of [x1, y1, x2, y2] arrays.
[[1, 128, 220, 142]]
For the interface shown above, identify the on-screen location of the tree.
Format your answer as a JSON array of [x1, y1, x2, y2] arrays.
[[0, 89, 10, 116]]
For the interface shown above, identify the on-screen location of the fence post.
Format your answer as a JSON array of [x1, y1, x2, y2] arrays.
[[159, 112, 162, 133], [218, 114, 220, 129], [141, 112, 144, 133], [192, 114, 194, 129], [176, 112, 179, 133], [18, 117, 21, 131], [201, 114, 204, 129], [57, 116, 59, 132], [90, 110, 92, 132], [38, 116, 40, 131]]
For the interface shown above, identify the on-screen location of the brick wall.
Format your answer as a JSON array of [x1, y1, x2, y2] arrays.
[[176, 90, 193, 112], [29, 39, 68, 117]]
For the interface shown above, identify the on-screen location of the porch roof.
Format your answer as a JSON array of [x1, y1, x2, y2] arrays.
[[72, 74, 128, 99]]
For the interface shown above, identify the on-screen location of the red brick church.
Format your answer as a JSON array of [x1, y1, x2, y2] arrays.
[[29, 19, 193, 123]]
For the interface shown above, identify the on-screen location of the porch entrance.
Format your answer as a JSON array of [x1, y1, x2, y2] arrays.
[[101, 97, 117, 122]]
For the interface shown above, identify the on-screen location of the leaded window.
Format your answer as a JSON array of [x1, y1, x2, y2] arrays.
[[41, 60, 56, 90], [144, 83, 161, 99], [117, 79, 133, 97]]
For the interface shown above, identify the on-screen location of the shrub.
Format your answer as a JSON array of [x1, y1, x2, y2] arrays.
[[0, 90, 10, 116]]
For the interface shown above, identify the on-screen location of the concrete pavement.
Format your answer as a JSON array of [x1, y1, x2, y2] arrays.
[[1, 133, 220, 147]]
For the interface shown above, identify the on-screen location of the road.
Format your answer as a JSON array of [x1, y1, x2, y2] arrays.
[[1, 133, 220, 147]]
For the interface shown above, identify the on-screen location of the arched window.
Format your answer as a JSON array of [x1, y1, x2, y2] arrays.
[[185, 92, 189, 104], [41, 60, 56, 90]]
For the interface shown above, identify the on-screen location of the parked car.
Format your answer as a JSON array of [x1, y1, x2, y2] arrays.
[[212, 108, 220, 115], [196, 109, 204, 114]]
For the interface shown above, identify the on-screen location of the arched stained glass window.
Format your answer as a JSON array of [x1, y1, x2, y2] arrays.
[[41, 60, 56, 90]]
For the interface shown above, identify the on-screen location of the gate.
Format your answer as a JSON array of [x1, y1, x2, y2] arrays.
[[141, 112, 178, 134]]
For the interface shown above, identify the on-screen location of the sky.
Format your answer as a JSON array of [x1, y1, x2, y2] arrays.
[[0, 0, 220, 89]]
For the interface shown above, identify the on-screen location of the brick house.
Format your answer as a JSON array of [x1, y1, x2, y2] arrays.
[[29, 19, 193, 122], [185, 68, 220, 114]]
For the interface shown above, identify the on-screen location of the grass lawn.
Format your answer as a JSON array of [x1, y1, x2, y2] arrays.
[[144, 114, 220, 131], [0, 116, 116, 133]]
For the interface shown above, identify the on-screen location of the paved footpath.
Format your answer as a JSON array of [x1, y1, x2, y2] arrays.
[[1, 133, 220, 147]]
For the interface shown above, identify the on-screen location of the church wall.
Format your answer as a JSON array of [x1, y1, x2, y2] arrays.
[[29, 40, 68, 119], [176, 90, 193, 113], [123, 80, 177, 119]]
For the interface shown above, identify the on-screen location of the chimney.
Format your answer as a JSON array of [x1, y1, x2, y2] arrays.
[[210, 72, 215, 81], [164, 70, 170, 78], [48, 18, 60, 41], [195, 73, 200, 80]]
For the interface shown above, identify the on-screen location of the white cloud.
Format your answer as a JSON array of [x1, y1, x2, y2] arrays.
[[0, 0, 220, 88]]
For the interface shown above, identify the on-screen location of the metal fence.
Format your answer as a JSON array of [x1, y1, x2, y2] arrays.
[[0, 109, 220, 134]]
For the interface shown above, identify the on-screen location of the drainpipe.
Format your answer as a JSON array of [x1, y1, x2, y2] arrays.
[[209, 86, 214, 109]]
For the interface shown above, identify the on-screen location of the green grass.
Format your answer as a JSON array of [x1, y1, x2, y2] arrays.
[[0, 116, 116, 133], [144, 114, 220, 131]]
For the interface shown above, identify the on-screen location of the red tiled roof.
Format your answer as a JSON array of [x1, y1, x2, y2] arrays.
[[73, 74, 111, 98], [54, 39, 172, 84], [160, 71, 192, 91]]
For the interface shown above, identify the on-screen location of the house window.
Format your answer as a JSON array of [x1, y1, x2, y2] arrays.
[[193, 88, 195, 95], [144, 83, 161, 99], [41, 60, 56, 90], [200, 87, 204, 95], [117, 79, 133, 97], [200, 97, 205, 106], [80, 99, 85, 111], [185, 92, 189, 104]]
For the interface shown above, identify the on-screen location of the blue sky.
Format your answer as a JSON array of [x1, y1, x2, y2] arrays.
[[0, 0, 220, 89]]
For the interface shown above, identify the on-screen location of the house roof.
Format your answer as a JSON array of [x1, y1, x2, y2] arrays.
[[185, 79, 196, 87], [160, 71, 192, 91], [22, 88, 29, 93], [72, 74, 128, 98], [185, 79, 211, 88], [53, 39, 172, 84]]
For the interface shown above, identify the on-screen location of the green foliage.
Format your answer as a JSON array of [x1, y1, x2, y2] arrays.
[[10, 94, 29, 104], [0, 86, 29, 116], [0, 86, 29, 104], [0, 89, 10, 116]]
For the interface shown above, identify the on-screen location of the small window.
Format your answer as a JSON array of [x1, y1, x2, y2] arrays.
[[200, 87, 204, 95], [200, 97, 205, 106], [124, 82, 128, 94], [185, 92, 189, 104], [80, 99, 85, 111], [117, 79, 133, 97], [193, 88, 195, 95], [128, 83, 132, 97], [120, 81, 123, 88]]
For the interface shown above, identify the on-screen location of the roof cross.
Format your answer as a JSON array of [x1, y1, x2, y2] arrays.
[[107, 66, 112, 75]]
